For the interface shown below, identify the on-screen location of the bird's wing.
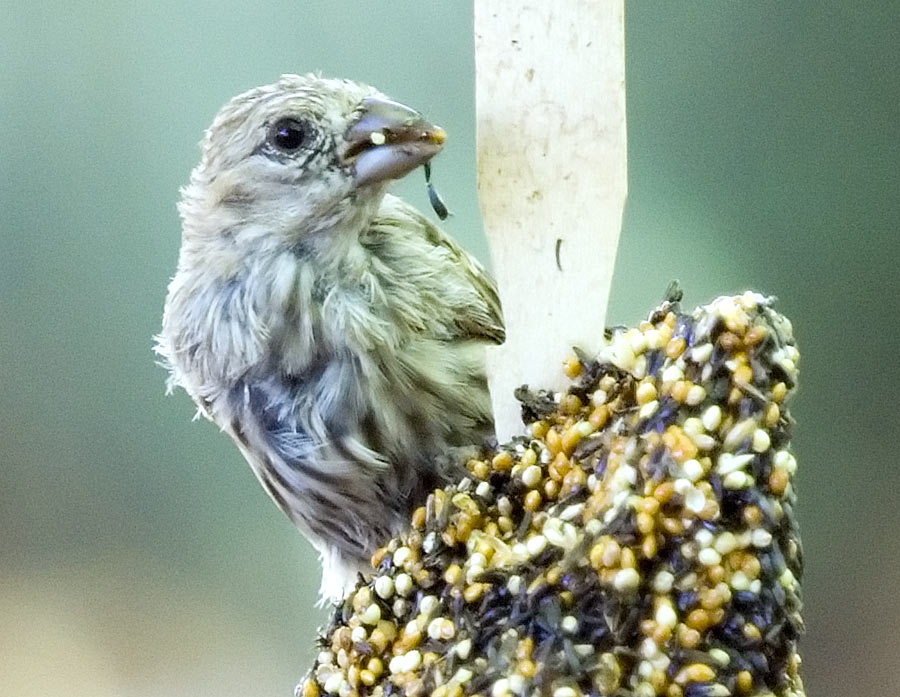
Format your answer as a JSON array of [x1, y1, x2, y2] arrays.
[[366, 194, 505, 345]]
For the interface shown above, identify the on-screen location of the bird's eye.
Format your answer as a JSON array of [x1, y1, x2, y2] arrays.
[[268, 118, 308, 152]]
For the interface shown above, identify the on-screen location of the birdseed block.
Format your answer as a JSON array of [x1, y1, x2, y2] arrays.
[[300, 291, 804, 697]]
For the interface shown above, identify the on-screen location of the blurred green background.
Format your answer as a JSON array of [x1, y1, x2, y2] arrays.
[[2, 2, 897, 696]]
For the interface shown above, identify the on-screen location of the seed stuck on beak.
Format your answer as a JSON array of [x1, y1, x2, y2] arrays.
[[343, 96, 446, 187]]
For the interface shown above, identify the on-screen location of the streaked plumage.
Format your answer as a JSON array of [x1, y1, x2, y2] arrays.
[[156, 74, 503, 597]]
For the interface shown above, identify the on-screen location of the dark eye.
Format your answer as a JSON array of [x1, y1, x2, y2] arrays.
[[268, 118, 308, 152]]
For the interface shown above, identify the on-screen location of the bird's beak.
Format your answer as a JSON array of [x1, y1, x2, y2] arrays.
[[342, 96, 446, 187]]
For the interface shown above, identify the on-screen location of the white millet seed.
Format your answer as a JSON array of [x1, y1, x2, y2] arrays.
[[702, 405, 722, 431], [374, 575, 394, 599], [394, 573, 413, 597], [521, 464, 542, 488], [614, 567, 640, 592]]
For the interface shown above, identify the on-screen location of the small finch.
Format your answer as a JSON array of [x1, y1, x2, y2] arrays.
[[156, 74, 503, 598]]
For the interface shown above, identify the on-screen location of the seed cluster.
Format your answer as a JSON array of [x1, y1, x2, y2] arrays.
[[302, 292, 804, 697]]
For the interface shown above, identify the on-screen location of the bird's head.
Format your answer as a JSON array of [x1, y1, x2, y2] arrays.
[[179, 74, 446, 251]]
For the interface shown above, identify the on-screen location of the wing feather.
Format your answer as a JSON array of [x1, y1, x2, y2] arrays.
[[365, 194, 505, 345]]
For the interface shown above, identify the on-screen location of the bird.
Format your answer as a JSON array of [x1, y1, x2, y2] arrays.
[[156, 74, 504, 599]]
